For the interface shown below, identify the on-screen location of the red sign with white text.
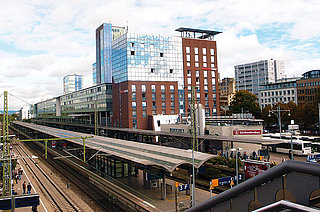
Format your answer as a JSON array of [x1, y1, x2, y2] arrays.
[[233, 130, 261, 135]]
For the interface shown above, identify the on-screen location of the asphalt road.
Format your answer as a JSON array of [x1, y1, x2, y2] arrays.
[[269, 152, 307, 164]]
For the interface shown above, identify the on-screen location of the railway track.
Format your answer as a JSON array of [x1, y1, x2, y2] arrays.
[[13, 142, 80, 212], [19, 139, 124, 212]]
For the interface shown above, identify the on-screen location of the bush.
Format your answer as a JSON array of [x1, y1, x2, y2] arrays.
[[227, 158, 243, 169], [198, 167, 226, 180], [209, 156, 227, 165]]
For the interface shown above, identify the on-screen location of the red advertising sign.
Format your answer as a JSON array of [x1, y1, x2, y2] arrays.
[[244, 161, 269, 179], [233, 130, 261, 135]]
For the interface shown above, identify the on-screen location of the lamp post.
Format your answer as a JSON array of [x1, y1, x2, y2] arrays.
[[231, 148, 243, 185], [268, 106, 290, 139]]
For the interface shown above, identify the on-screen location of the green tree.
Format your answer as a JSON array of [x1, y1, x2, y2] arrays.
[[230, 90, 262, 118], [296, 103, 318, 130]]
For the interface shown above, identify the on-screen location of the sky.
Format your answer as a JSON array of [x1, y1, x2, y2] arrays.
[[0, 0, 320, 110]]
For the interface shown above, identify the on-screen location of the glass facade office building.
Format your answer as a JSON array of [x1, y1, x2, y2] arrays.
[[95, 23, 126, 84], [63, 74, 83, 94]]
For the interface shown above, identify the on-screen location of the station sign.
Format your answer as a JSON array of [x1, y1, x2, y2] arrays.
[[178, 184, 190, 191], [210, 175, 243, 189], [233, 130, 261, 135]]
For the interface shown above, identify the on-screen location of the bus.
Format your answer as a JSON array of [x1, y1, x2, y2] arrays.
[[311, 143, 320, 154], [275, 140, 312, 155]]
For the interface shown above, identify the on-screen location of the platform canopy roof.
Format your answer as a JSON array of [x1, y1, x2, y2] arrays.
[[14, 122, 215, 173]]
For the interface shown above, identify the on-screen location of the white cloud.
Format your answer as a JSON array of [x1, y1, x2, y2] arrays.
[[0, 0, 319, 109]]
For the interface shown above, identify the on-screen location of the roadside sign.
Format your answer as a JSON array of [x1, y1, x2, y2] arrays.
[[175, 182, 179, 188], [218, 176, 231, 185], [288, 125, 299, 132], [178, 184, 190, 191], [52, 141, 56, 148], [210, 179, 219, 190]]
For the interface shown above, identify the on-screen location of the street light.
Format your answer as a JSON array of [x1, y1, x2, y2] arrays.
[[231, 147, 243, 185], [268, 106, 290, 139]]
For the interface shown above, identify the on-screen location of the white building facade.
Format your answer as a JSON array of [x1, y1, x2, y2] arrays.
[[258, 77, 299, 108], [235, 59, 285, 96]]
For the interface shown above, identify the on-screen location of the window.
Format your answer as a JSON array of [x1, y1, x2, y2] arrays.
[[171, 94, 175, 100], [196, 78, 200, 84], [212, 71, 215, 77], [132, 102, 136, 109], [212, 79, 215, 85], [204, 86, 208, 91], [187, 70, 191, 76], [142, 110, 147, 118], [203, 56, 207, 62], [205, 93, 208, 99], [151, 85, 156, 92], [171, 110, 175, 114], [195, 55, 199, 62], [132, 93, 136, 100], [187, 62, 191, 67], [151, 68, 155, 73], [170, 85, 174, 92], [204, 79, 208, 85], [162, 110, 166, 114], [162, 102, 166, 109], [195, 63, 199, 67], [152, 93, 156, 100], [131, 51, 135, 55], [132, 110, 137, 118], [186, 55, 191, 61], [203, 63, 207, 67], [131, 85, 136, 92], [196, 70, 199, 77], [171, 102, 175, 108], [194, 47, 198, 54], [188, 93, 191, 99], [142, 93, 146, 100], [211, 56, 215, 63], [152, 110, 157, 115], [203, 48, 206, 55], [188, 86, 191, 92], [197, 93, 200, 99], [161, 93, 166, 101], [160, 52, 164, 57], [188, 78, 191, 84], [170, 69, 173, 73], [152, 101, 156, 109], [142, 101, 147, 109], [142, 84, 146, 92], [186, 47, 190, 54], [131, 42, 134, 47], [204, 71, 207, 77], [161, 85, 165, 92], [210, 49, 214, 55]]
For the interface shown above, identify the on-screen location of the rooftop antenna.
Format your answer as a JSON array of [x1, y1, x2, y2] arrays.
[[126, 20, 128, 33]]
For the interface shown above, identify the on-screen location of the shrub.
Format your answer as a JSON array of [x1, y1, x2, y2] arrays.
[[209, 156, 227, 165], [227, 158, 243, 169], [198, 167, 226, 180]]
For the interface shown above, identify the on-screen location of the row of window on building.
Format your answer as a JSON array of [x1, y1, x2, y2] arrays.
[[260, 89, 295, 97], [131, 84, 176, 93]]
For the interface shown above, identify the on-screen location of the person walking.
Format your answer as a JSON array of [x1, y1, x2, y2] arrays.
[[15, 174, 19, 184], [23, 181, 26, 194], [18, 168, 23, 180], [27, 183, 32, 194]]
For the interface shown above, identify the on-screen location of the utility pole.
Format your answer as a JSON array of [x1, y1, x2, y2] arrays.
[[268, 106, 290, 138], [95, 99, 98, 136], [190, 86, 197, 207], [2, 91, 11, 196]]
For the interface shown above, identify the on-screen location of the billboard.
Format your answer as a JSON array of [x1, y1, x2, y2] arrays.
[[243, 160, 269, 179], [233, 130, 261, 135]]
